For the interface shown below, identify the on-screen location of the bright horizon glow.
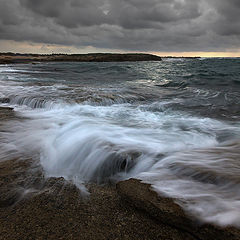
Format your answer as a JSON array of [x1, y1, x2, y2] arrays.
[[0, 40, 240, 58], [152, 51, 240, 58]]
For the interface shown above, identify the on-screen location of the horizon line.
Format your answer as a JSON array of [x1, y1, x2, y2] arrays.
[[0, 51, 240, 58]]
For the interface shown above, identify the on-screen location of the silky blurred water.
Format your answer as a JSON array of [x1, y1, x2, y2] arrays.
[[0, 58, 240, 226]]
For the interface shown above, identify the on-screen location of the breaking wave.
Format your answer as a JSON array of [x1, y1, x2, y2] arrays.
[[1, 61, 240, 227]]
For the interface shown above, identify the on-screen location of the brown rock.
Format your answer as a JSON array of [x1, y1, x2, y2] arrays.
[[116, 178, 240, 240], [0, 158, 43, 207], [0, 159, 196, 240]]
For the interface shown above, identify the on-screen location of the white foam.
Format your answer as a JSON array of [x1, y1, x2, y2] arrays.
[[1, 63, 240, 227]]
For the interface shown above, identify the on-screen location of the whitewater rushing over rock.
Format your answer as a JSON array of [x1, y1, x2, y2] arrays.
[[0, 59, 240, 227]]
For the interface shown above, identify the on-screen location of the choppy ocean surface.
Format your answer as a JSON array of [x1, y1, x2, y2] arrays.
[[0, 58, 240, 226]]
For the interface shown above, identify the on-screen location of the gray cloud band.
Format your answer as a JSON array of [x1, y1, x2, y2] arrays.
[[0, 0, 239, 52]]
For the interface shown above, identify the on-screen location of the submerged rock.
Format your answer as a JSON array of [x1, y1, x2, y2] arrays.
[[0, 106, 15, 123], [0, 98, 10, 104], [116, 178, 240, 240], [0, 158, 43, 208]]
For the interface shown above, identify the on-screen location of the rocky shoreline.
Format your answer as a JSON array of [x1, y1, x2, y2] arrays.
[[0, 107, 240, 240], [117, 179, 240, 240], [0, 157, 195, 240], [0, 53, 162, 64]]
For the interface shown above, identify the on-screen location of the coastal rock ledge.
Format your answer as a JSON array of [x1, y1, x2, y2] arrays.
[[116, 178, 240, 240]]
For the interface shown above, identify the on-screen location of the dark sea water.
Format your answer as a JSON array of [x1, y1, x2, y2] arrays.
[[0, 58, 240, 226]]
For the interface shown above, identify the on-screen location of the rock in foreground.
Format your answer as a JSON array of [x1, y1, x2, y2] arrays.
[[116, 178, 240, 240], [0, 158, 196, 240]]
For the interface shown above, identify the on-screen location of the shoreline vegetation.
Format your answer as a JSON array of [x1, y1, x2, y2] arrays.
[[0, 107, 240, 239], [0, 52, 200, 64]]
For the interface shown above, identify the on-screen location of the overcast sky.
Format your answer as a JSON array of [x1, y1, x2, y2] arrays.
[[0, 0, 240, 56]]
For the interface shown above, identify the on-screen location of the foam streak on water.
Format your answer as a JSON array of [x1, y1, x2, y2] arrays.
[[1, 61, 240, 227]]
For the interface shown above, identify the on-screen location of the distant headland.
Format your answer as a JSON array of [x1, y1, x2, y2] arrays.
[[0, 52, 163, 64]]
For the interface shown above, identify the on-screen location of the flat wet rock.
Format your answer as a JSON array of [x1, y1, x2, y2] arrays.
[[117, 178, 240, 240]]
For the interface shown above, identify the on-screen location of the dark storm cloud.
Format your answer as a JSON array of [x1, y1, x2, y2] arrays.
[[108, 0, 202, 29], [0, 0, 240, 52], [19, 0, 110, 28], [208, 0, 240, 36]]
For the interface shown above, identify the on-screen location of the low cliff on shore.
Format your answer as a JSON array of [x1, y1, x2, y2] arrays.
[[0, 53, 162, 64]]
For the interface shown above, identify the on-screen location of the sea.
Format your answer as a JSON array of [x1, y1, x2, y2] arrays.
[[0, 58, 240, 227]]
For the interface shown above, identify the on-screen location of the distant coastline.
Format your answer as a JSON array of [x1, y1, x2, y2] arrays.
[[0, 52, 203, 64], [0, 52, 163, 64]]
